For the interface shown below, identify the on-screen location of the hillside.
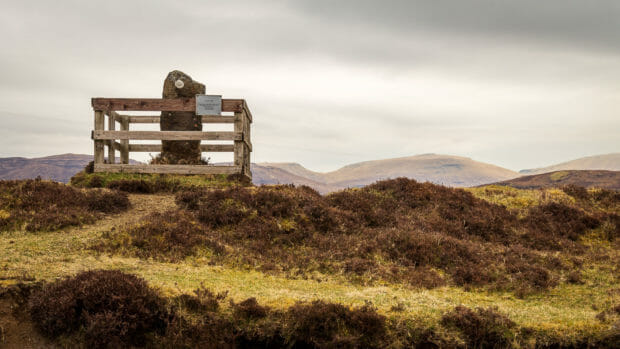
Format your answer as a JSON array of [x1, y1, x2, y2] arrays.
[[0, 154, 93, 183], [4, 153, 620, 194], [251, 164, 336, 193], [258, 154, 520, 192], [493, 170, 620, 190], [0, 153, 520, 193], [521, 153, 620, 174], [0, 154, 140, 183], [1, 176, 619, 347]]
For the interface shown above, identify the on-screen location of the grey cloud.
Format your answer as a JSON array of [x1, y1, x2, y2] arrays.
[[292, 0, 620, 52], [0, 0, 618, 172]]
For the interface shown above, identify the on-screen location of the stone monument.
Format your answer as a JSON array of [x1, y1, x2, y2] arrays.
[[159, 70, 205, 164]]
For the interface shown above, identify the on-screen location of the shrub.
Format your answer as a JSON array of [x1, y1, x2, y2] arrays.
[[523, 202, 600, 249], [104, 209, 225, 262], [562, 184, 590, 200], [284, 300, 386, 348], [85, 189, 130, 213], [106, 179, 154, 193], [0, 180, 130, 232], [175, 286, 225, 314], [441, 305, 516, 348], [28, 270, 170, 348], [232, 297, 270, 319]]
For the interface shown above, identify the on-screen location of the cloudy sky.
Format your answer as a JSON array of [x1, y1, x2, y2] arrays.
[[1, 0, 618, 172]]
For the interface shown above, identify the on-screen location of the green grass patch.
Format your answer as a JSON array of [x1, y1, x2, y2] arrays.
[[70, 171, 246, 193]]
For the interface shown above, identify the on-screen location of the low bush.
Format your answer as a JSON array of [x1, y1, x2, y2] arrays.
[[95, 210, 225, 262], [175, 286, 225, 314], [231, 297, 270, 319], [28, 270, 170, 348], [523, 202, 601, 249], [0, 179, 130, 232], [283, 300, 386, 348], [441, 305, 516, 348]]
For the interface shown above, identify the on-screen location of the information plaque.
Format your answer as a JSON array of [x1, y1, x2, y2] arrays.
[[196, 94, 222, 115]]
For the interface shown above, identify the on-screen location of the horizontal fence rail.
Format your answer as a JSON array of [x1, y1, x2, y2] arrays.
[[91, 97, 252, 180], [92, 130, 243, 141]]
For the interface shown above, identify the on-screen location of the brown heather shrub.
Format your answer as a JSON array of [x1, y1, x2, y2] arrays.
[[175, 286, 226, 314], [231, 297, 270, 319], [327, 189, 400, 228], [591, 189, 620, 208], [100, 209, 225, 262], [0, 179, 129, 232], [567, 270, 585, 285], [441, 305, 516, 348], [107, 179, 155, 193], [283, 300, 386, 348], [368, 177, 518, 242], [162, 313, 237, 348], [522, 202, 601, 249], [562, 184, 620, 208], [562, 184, 590, 200], [28, 270, 170, 348]]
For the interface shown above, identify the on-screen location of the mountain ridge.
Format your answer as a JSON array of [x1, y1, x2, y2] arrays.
[[1, 152, 619, 193], [520, 153, 620, 174]]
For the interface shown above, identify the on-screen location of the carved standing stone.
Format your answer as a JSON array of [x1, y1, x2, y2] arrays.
[[159, 70, 205, 164]]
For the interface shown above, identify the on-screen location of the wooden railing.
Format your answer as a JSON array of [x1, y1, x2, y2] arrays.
[[91, 97, 252, 180]]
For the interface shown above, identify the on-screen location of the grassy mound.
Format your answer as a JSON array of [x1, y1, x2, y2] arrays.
[[97, 178, 618, 294], [71, 170, 248, 194], [0, 179, 130, 232]]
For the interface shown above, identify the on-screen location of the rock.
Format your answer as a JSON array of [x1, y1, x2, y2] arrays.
[[159, 70, 205, 164]]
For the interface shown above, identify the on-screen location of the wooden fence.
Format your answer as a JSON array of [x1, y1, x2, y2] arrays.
[[91, 97, 252, 180]]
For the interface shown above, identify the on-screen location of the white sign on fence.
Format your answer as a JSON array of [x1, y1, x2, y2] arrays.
[[196, 94, 222, 115]]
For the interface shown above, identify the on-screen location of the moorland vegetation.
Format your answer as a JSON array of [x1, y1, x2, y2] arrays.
[[0, 172, 618, 348]]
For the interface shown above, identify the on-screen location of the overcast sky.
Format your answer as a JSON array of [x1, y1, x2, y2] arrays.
[[1, 0, 618, 172]]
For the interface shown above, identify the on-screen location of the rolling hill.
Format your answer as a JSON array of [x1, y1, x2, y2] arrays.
[[3, 152, 619, 193], [257, 154, 520, 192], [0, 154, 93, 183], [520, 153, 620, 175], [0, 154, 140, 183], [492, 170, 620, 190]]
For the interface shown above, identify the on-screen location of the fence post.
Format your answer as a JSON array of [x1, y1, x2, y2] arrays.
[[120, 115, 129, 164], [233, 111, 245, 175], [107, 112, 115, 164], [94, 110, 105, 166], [243, 110, 251, 180]]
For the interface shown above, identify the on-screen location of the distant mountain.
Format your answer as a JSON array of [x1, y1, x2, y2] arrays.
[[256, 154, 520, 193], [520, 153, 620, 174], [0, 154, 139, 183], [258, 162, 326, 183], [251, 164, 336, 193], [0, 154, 93, 183], [492, 170, 620, 190], [9, 153, 617, 193]]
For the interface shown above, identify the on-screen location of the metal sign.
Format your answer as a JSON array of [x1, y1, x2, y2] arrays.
[[196, 94, 222, 115]]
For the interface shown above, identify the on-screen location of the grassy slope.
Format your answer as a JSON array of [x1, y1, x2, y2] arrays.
[[491, 170, 620, 190], [1, 177, 619, 346]]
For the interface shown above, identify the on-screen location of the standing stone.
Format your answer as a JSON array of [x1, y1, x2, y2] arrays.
[[159, 70, 205, 164]]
